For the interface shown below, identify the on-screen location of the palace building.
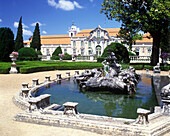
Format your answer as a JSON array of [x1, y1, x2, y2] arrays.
[[24, 25, 153, 58]]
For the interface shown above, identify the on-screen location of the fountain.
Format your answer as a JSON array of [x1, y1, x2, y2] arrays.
[[75, 50, 140, 94]]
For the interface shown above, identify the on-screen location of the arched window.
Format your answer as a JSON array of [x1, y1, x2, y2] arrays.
[[96, 45, 101, 56], [97, 30, 100, 38]]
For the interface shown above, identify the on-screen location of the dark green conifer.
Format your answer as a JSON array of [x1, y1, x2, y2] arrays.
[[31, 23, 41, 51], [0, 27, 15, 62], [15, 16, 23, 51]]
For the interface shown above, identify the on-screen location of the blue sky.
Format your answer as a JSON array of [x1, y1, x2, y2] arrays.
[[0, 0, 121, 41]]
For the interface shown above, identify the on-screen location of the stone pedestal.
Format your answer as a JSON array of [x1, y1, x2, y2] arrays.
[[22, 83, 29, 89], [45, 76, 51, 82], [135, 108, 150, 125], [56, 74, 62, 80], [63, 102, 78, 115], [21, 88, 29, 98], [75, 70, 79, 76], [66, 72, 70, 78], [9, 54, 18, 74], [32, 79, 39, 87]]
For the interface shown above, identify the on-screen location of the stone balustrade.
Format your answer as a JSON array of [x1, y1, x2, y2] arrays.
[[130, 56, 151, 63], [21, 83, 29, 98], [32, 79, 39, 87], [135, 108, 150, 125], [22, 83, 29, 89], [56, 74, 62, 80], [28, 94, 51, 112], [75, 70, 79, 76], [21, 88, 30, 98], [45, 76, 51, 82], [66, 72, 71, 78]]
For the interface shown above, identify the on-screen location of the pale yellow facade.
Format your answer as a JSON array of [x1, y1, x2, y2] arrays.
[[24, 25, 153, 57]]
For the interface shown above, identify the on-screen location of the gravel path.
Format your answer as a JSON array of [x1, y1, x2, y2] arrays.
[[0, 70, 169, 136]]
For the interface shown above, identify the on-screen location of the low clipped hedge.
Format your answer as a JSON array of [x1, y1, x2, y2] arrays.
[[0, 67, 10, 74], [97, 57, 105, 63], [19, 62, 103, 74], [131, 65, 144, 70], [0, 61, 169, 74]]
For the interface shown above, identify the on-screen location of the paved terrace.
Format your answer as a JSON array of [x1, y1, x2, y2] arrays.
[[0, 70, 169, 136]]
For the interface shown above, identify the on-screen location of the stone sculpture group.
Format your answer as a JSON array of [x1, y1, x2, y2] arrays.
[[75, 52, 140, 94]]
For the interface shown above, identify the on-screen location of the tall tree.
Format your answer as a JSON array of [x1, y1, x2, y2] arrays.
[[101, 0, 169, 65], [117, 27, 143, 51], [30, 23, 41, 51], [0, 27, 14, 62], [15, 16, 23, 51]]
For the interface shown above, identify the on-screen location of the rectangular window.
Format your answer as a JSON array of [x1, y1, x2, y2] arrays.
[[81, 41, 84, 46], [46, 49, 50, 55], [73, 41, 76, 46], [73, 49, 76, 54], [64, 49, 66, 53], [88, 41, 91, 46], [97, 30, 100, 38], [81, 49, 84, 55]]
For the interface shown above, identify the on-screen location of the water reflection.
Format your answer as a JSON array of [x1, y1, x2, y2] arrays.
[[36, 75, 169, 119], [152, 75, 169, 106]]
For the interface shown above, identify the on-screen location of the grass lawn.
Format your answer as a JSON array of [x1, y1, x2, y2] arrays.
[[0, 61, 169, 74], [0, 61, 103, 74]]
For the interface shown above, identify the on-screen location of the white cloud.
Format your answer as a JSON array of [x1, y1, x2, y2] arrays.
[[0, 19, 2, 22], [73, 1, 83, 8], [14, 22, 29, 28], [42, 30, 47, 34], [90, 0, 93, 2], [23, 29, 33, 36], [47, 0, 83, 11], [31, 21, 45, 26]]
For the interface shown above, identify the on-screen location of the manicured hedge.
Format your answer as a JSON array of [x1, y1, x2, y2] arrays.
[[0, 61, 169, 74], [19, 61, 103, 73], [97, 57, 105, 63], [0, 67, 10, 74]]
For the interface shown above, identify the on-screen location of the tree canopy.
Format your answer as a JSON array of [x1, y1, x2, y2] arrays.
[[102, 42, 130, 64], [101, 0, 170, 65], [0, 27, 14, 62], [15, 16, 23, 51], [30, 23, 41, 51], [117, 28, 143, 51]]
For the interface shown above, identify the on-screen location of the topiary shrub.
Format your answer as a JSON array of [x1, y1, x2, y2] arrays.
[[18, 47, 38, 61], [102, 42, 130, 63], [52, 46, 62, 59]]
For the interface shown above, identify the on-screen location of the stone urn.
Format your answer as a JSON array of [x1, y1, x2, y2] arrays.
[[9, 52, 18, 74]]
